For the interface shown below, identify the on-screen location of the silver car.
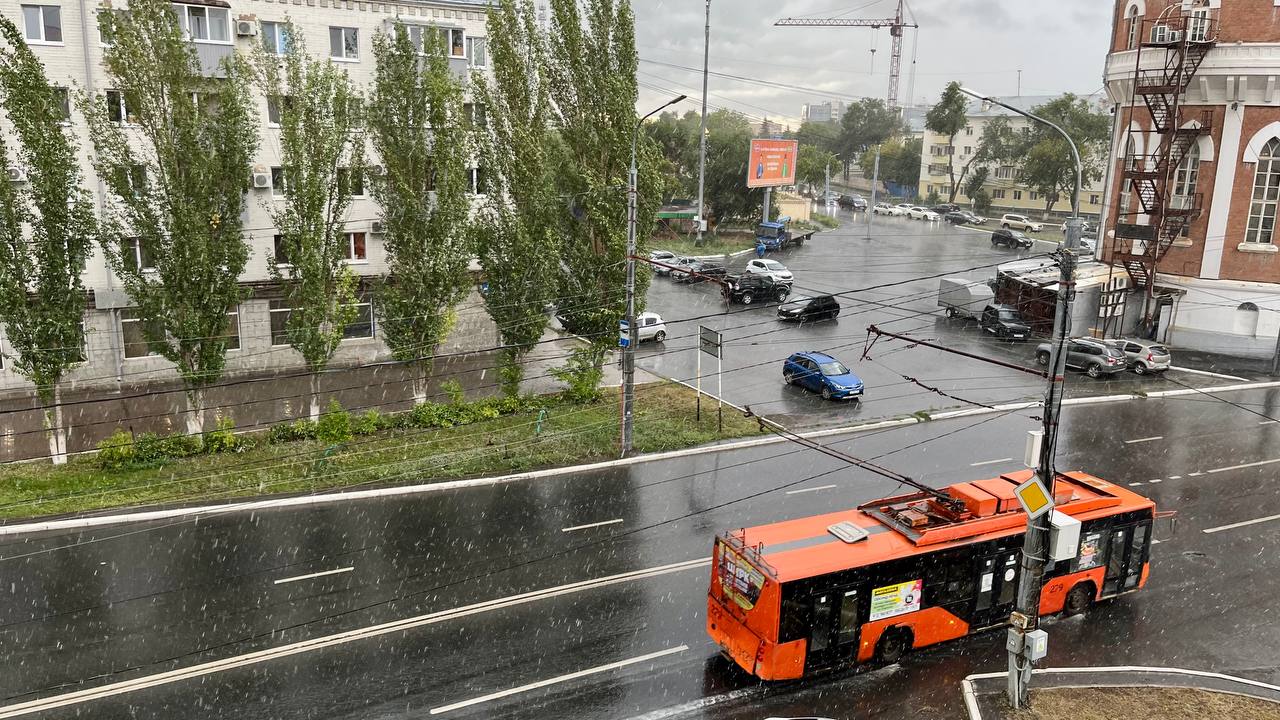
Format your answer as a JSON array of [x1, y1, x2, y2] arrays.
[[1106, 338, 1172, 375]]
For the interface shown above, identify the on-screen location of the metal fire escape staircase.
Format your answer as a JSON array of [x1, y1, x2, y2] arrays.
[[1113, 11, 1217, 290]]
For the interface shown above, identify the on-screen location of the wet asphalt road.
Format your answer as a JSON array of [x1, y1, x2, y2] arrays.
[[2, 212, 1279, 719]]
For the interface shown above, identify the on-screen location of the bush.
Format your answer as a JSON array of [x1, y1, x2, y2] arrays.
[[269, 419, 318, 444], [316, 400, 353, 444], [96, 429, 136, 470], [552, 346, 605, 404], [409, 401, 452, 429], [441, 379, 466, 406], [353, 409, 382, 436], [205, 415, 251, 454]]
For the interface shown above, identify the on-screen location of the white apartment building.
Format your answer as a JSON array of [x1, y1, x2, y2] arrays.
[[917, 94, 1108, 219], [0, 0, 497, 394]]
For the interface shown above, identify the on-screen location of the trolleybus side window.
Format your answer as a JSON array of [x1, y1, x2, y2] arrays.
[[837, 589, 861, 644], [780, 594, 808, 643], [1077, 530, 1105, 570]]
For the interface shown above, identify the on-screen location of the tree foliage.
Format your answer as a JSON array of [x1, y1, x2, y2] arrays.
[[645, 108, 756, 224], [255, 24, 364, 416], [925, 81, 969, 201], [859, 137, 922, 193], [545, 0, 661, 347], [82, 0, 258, 436], [1018, 94, 1111, 213], [837, 98, 901, 177], [0, 16, 97, 462], [369, 23, 473, 399], [955, 115, 1017, 201], [472, 0, 560, 395], [796, 143, 837, 190]]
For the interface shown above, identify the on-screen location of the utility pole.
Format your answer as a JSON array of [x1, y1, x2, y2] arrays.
[[622, 95, 686, 457], [695, 0, 711, 247], [868, 145, 881, 240], [962, 88, 1082, 711]]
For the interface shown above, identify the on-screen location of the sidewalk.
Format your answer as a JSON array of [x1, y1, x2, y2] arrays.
[[964, 666, 1280, 719]]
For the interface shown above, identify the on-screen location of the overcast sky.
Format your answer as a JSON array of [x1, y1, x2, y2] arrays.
[[630, 0, 1114, 125]]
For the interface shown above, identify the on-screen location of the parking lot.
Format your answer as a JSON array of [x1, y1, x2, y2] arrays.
[[636, 208, 1241, 428]]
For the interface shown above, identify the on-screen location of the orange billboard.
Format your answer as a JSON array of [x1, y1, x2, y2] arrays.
[[747, 139, 798, 188]]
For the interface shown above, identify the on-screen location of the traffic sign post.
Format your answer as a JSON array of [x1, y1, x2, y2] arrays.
[[699, 327, 723, 432]]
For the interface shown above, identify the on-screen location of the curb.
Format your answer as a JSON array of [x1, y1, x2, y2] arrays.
[[6, 378, 1280, 536], [962, 666, 1280, 719]]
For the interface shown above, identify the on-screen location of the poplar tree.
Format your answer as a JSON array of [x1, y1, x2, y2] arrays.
[[368, 24, 472, 402], [472, 0, 559, 395], [82, 0, 258, 440], [256, 24, 364, 418], [925, 81, 970, 202], [546, 0, 662, 380], [0, 18, 96, 464]]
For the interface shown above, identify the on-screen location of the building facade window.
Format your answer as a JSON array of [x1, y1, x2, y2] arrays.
[[992, 189, 1006, 199], [120, 308, 159, 358], [337, 168, 365, 198], [271, 166, 287, 196], [269, 299, 292, 346], [466, 36, 487, 67], [344, 294, 374, 340], [1235, 302, 1260, 337], [1089, 194, 1100, 205], [995, 166, 1015, 180], [122, 237, 155, 272], [261, 20, 290, 55], [221, 309, 241, 351], [1246, 138, 1280, 244], [1188, 7, 1209, 43], [1172, 142, 1200, 211], [272, 234, 290, 265], [21, 5, 62, 43], [1126, 5, 1140, 50], [51, 87, 70, 121], [964, 126, 973, 136], [174, 4, 230, 44], [464, 102, 487, 129], [329, 26, 359, 60], [105, 89, 136, 124], [468, 167, 487, 195], [343, 231, 367, 262], [1030, 191, 1040, 201]]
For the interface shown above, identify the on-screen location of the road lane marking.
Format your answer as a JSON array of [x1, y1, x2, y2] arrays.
[[1188, 472, 1203, 477], [1151, 539, 1162, 545], [1169, 476, 1182, 480], [1124, 436, 1163, 444], [429, 645, 689, 715], [273, 567, 353, 585], [561, 518, 623, 533], [1167, 366, 1249, 382], [1129, 482, 1144, 487], [1206, 457, 1280, 474], [0, 558, 709, 718], [970, 458, 1013, 467], [786, 484, 838, 495], [1202, 514, 1280, 534], [1149, 479, 1162, 483], [1260, 420, 1279, 426]]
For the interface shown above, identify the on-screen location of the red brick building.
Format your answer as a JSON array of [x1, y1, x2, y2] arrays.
[[1101, 0, 1280, 357]]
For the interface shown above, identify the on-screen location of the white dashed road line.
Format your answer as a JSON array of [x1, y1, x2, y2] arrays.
[[429, 645, 690, 715], [1203, 514, 1280, 535], [1124, 436, 1163, 444], [561, 518, 624, 533], [970, 458, 1013, 467], [1167, 366, 1250, 382], [273, 567, 353, 585], [786, 484, 838, 495], [1206, 457, 1280, 474]]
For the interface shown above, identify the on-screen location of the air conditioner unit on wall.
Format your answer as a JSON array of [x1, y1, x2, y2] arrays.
[[371, 220, 386, 234], [236, 20, 258, 37], [252, 172, 271, 189], [6, 167, 26, 183]]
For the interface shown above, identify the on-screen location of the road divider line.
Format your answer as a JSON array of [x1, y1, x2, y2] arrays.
[[1202, 514, 1280, 534], [970, 458, 1012, 467], [785, 484, 837, 495], [1124, 436, 1163, 444], [1167, 366, 1250, 382], [561, 518, 623, 533], [1206, 457, 1280, 474], [429, 645, 689, 715], [273, 567, 353, 585], [1260, 420, 1279, 426], [0, 558, 708, 718]]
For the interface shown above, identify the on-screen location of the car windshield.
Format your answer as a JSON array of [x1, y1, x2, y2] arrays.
[[1150, 345, 1169, 355], [781, 295, 811, 309], [819, 361, 851, 376], [763, 261, 785, 271], [999, 310, 1020, 321]]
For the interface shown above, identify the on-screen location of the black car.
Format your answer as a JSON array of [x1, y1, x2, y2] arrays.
[[945, 210, 978, 225], [931, 203, 961, 215], [723, 274, 791, 305], [675, 260, 727, 284], [978, 303, 1032, 341], [777, 294, 840, 322], [991, 228, 1034, 249], [839, 194, 868, 211]]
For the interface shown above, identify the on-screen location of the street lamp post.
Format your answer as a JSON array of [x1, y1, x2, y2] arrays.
[[695, 0, 711, 247], [622, 94, 687, 457], [960, 87, 1083, 711]]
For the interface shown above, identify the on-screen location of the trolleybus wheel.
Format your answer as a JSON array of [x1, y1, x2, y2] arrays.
[[875, 628, 911, 665], [1064, 583, 1094, 616]]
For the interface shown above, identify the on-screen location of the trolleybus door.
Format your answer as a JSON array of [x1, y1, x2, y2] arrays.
[[804, 584, 864, 671], [1102, 523, 1149, 597], [972, 550, 1020, 628]]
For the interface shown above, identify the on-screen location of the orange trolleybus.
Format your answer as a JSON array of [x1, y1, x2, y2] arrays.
[[706, 470, 1155, 680]]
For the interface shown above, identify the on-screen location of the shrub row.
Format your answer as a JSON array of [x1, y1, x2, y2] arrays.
[[96, 393, 545, 471]]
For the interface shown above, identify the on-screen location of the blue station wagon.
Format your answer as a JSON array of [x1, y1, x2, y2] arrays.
[[783, 351, 865, 401]]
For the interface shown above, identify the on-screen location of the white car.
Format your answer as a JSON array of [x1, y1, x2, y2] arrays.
[[907, 206, 940, 221], [628, 311, 667, 342], [873, 202, 904, 216], [895, 203, 915, 214], [744, 258, 794, 282], [649, 250, 676, 276], [1001, 213, 1044, 232]]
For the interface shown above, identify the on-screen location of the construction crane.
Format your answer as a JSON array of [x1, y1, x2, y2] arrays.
[[776, 0, 917, 110]]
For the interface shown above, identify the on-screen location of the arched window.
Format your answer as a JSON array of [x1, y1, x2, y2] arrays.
[[1120, 137, 1136, 215], [1236, 303, 1261, 337], [1172, 141, 1200, 211], [1126, 5, 1140, 50], [1246, 138, 1280, 245]]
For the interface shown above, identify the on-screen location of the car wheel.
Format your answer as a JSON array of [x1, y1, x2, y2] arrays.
[[1036, 351, 1051, 366], [654, 330, 666, 342], [1002, 223, 1010, 229], [1064, 583, 1094, 616], [784, 371, 795, 386], [875, 628, 911, 665], [1133, 362, 1147, 375], [740, 292, 754, 305], [821, 386, 833, 401], [946, 307, 957, 319], [1086, 363, 1103, 379], [776, 290, 789, 302]]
